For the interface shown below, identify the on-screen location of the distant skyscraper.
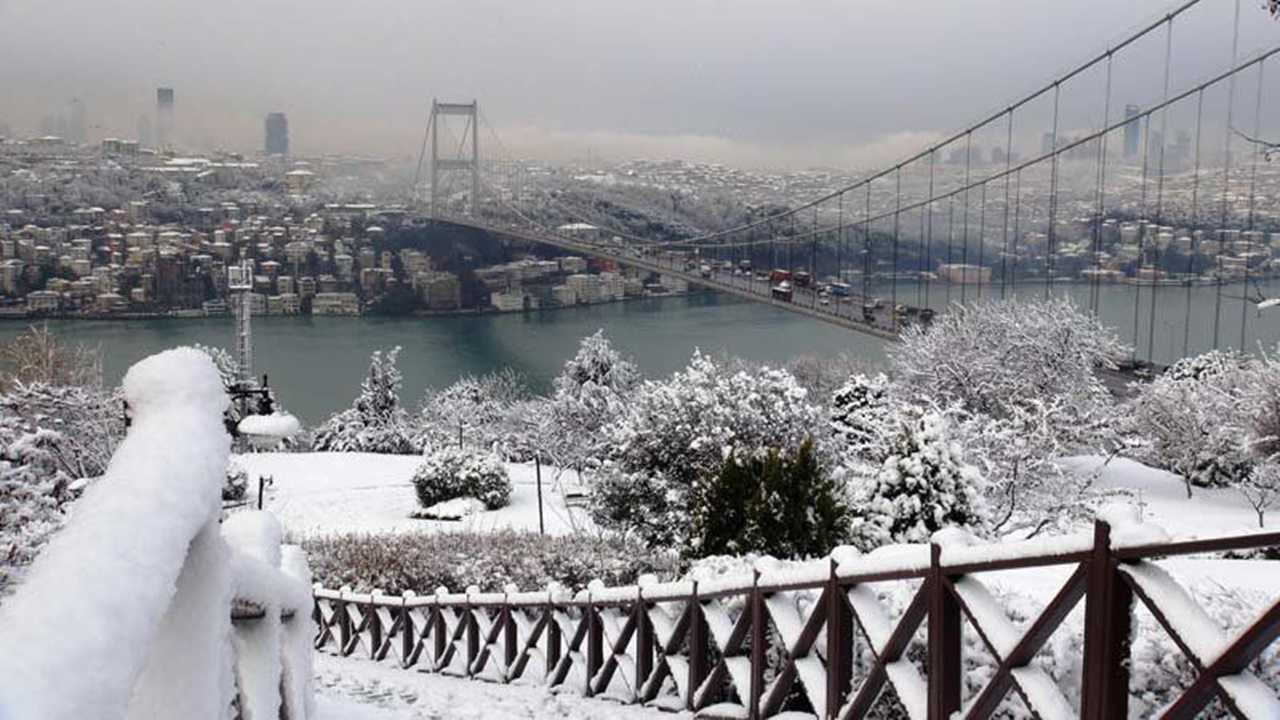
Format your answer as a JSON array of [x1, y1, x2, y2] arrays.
[[1040, 132, 1056, 157], [264, 112, 289, 155], [1124, 104, 1141, 157], [156, 87, 175, 151], [137, 114, 153, 148], [67, 98, 86, 144]]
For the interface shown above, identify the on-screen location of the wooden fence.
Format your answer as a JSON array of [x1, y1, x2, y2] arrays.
[[312, 520, 1280, 719]]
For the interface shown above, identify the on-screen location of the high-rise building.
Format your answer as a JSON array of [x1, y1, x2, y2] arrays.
[[1124, 104, 1141, 157], [264, 112, 289, 155], [156, 87, 175, 151]]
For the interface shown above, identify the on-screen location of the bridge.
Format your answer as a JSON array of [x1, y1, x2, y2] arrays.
[[417, 0, 1280, 370]]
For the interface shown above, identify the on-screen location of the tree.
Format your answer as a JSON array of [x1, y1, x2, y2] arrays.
[[0, 324, 102, 390], [847, 412, 987, 551], [1122, 351, 1259, 496], [593, 352, 824, 550], [829, 373, 896, 464], [891, 296, 1124, 422], [313, 347, 415, 454], [1239, 461, 1280, 528], [415, 369, 527, 452], [550, 330, 638, 469], [694, 440, 850, 560]]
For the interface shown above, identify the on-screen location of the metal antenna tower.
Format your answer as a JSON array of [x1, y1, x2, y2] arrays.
[[421, 99, 480, 218], [227, 260, 255, 385]]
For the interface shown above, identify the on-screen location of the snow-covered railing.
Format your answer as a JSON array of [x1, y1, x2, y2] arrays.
[[0, 349, 315, 720], [313, 512, 1280, 720]]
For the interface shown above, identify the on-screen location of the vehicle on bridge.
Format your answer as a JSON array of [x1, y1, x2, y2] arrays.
[[700, 264, 713, 279], [771, 281, 793, 302], [793, 271, 813, 287], [828, 282, 851, 297], [769, 268, 791, 283], [739, 259, 753, 272]]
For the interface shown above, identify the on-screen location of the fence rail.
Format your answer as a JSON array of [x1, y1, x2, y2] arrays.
[[312, 520, 1280, 719]]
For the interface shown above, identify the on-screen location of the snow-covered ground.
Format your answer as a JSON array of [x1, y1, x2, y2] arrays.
[[1062, 456, 1272, 540], [313, 654, 689, 720], [236, 453, 593, 538]]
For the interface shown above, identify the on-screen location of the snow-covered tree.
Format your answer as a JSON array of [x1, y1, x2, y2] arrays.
[[891, 296, 1124, 423], [1239, 461, 1280, 528], [829, 373, 896, 464], [0, 324, 102, 390], [313, 347, 414, 454], [593, 352, 824, 549], [0, 417, 75, 592], [550, 331, 638, 467], [415, 369, 527, 452], [1122, 351, 1259, 496], [846, 411, 987, 550]]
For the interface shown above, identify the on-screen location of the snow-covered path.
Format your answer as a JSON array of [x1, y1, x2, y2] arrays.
[[313, 653, 688, 720]]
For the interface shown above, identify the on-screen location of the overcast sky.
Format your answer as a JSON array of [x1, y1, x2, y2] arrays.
[[1, 0, 1275, 168]]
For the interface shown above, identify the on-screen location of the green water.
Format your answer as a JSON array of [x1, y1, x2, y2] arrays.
[[0, 294, 888, 425]]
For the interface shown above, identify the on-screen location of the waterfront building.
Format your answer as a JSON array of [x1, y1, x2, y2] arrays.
[[312, 292, 360, 316]]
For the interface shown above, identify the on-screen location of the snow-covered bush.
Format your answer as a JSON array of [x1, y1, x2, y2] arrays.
[[0, 323, 102, 389], [594, 351, 824, 549], [302, 530, 674, 595], [312, 347, 415, 454], [411, 445, 512, 511], [1122, 350, 1261, 495], [847, 411, 987, 550], [0, 381, 124, 592], [414, 370, 526, 453], [223, 461, 249, 503]]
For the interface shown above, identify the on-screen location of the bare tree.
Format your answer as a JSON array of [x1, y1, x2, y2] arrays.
[[0, 324, 102, 390]]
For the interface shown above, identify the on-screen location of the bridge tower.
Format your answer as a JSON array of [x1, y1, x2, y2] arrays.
[[423, 99, 480, 218]]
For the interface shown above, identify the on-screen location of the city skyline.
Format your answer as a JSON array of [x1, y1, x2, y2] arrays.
[[2, 0, 1276, 168]]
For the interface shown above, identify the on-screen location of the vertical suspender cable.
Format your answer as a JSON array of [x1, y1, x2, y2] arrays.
[[976, 182, 988, 302], [925, 151, 936, 308], [1241, 60, 1267, 351], [1183, 90, 1207, 359], [1214, 0, 1243, 350], [893, 166, 902, 327], [1001, 111, 1014, 300], [1148, 19, 1175, 362], [960, 132, 973, 305], [1046, 82, 1062, 300], [1091, 53, 1115, 317]]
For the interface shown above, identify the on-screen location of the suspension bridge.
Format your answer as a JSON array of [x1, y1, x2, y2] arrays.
[[416, 0, 1280, 370]]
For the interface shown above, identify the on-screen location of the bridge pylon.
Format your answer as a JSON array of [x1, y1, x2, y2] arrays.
[[419, 99, 480, 218]]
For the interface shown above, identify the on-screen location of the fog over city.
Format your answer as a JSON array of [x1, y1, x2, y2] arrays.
[[2, 0, 1275, 167]]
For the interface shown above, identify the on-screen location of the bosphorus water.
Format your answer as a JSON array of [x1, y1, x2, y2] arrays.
[[4, 280, 1278, 425], [0, 294, 889, 425]]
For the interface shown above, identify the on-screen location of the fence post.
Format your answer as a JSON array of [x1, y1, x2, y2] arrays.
[[688, 581, 708, 711], [545, 600, 562, 684], [826, 558, 853, 720], [432, 604, 447, 670], [1081, 519, 1134, 720], [927, 542, 961, 720], [465, 593, 478, 677], [586, 595, 603, 696], [367, 597, 383, 660], [338, 594, 352, 656], [749, 570, 765, 720], [400, 597, 414, 668], [635, 587, 654, 696], [503, 604, 518, 678]]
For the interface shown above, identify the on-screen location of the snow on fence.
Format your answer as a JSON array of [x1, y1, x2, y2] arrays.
[[313, 512, 1280, 720], [0, 349, 315, 720]]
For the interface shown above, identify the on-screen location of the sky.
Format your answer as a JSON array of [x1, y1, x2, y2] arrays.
[[0, 0, 1276, 168]]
